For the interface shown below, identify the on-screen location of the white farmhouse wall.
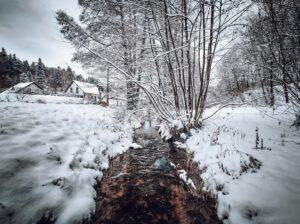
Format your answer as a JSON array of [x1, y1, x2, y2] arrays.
[[83, 93, 99, 102], [20, 83, 43, 94], [66, 82, 84, 97], [65, 81, 100, 103]]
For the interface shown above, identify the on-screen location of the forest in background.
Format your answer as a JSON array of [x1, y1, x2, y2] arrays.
[[0, 47, 98, 93], [216, 0, 300, 109]]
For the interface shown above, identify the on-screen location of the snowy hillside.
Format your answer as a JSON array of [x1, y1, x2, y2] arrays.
[[185, 106, 300, 224], [0, 101, 132, 223]]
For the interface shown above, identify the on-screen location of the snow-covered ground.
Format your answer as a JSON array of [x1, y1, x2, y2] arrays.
[[1, 91, 299, 224], [0, 91, 83, 104], [185, 106, 300, 224], [0, 99, 132, 223]]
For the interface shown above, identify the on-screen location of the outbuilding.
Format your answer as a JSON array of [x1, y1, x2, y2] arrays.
[[64, 80, 100, 103], [9, 82, 43, 94]]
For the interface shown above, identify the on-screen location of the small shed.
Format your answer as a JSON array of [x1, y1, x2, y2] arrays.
[[64, 80, 100, 102], [9, 82, 43, 94]]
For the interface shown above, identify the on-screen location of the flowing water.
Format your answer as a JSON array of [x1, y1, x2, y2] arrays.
[[94, 128, 221, 224]]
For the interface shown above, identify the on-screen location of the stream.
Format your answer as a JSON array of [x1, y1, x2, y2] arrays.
[[93, 128, 221, 224]]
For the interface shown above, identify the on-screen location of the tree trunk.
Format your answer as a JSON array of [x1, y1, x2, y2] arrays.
[[106, 68, 110, 106], [126, 80, 138, 111], [270, 71, 274, 106]]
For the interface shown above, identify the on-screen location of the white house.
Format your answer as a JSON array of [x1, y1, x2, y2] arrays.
[[64, 80, 100, 102], [9, 82, 43, 94]]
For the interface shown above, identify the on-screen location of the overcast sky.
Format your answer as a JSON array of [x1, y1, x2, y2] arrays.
[[0, 0, 87, 76]]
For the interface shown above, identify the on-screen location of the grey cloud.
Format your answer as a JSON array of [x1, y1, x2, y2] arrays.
[[0, 0, 86, 75]]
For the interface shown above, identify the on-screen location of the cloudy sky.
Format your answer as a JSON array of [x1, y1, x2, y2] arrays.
[[0, 0, 87, 76]]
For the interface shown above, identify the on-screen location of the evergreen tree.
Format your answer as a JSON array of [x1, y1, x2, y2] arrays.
[[0, 48, 8, 88], [66, 66, 75, 83], [0, 47, 78, 90], [23, 60, 31, 72], [35, 58, 46, 89], [23, 61, 32, 81], [86, 76, 98, 84], [0, 48, 8, 74], [49, 67, 62, 94], [6, 54, 14, 86], [12, 54, 23, 83], [75, 74, 85, 82], [30, 62, 36, 81], [20, 72, 29, 83], [56, 67, 65, 91]]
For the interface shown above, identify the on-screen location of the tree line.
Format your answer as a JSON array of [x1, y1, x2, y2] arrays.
[[0, 47, 98, 93], [217, 0, 300, 113]]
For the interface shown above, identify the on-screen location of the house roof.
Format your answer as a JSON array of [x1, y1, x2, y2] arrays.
[[72, 80, 99, 95], [9, 82, 42, 93]]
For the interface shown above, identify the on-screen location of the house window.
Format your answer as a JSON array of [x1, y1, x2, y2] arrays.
[[27, 88, 31, 93], [94, 96, 97, 102], [76, 87, 79, 93], [70, 87, 73, 93]]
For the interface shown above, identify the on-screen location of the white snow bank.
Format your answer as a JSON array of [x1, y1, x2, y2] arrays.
[[158, 122, 172, 140], [178, 169, 196, 190], [186, 106, 300, 224], [0, 91, 83, 104], [130, 143, 143, 149], [0, 102, 132, 224]]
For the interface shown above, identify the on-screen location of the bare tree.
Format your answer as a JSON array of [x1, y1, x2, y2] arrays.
[[57, 0, 252, 127], [231, 0, 300, 113], [143, 0, 252, 127]]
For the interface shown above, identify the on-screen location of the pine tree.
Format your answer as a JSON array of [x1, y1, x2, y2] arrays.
[[66, 66, 75, 84], [23, 61, 33, 82], [75, 74, 85, 82], [6, 54, 14, 86], [35, 58, 45, 89], [0, 48, 78, 90], [0, 48, 8, 74], [23, 60, 31, 72], [30, 62, 36, 81], [12, 54, 23, 83], [49, 68, 62, 94], [0, 48, 8, 88], [86, 76, 98, 84], [20, 72, 29, 83]]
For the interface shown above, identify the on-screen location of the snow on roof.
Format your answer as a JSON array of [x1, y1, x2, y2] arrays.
[[9, 82, 34, 92], [73, 80, 99, 95], [97, 78, 107, 86]]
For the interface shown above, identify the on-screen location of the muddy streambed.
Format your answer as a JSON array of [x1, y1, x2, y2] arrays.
[[93, 128, 221, 224]]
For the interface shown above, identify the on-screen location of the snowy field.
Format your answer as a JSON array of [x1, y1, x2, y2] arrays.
[[0, 99, 132, 223], [0, 91, 83, 104], [1, 91, 299, 224], [186, 106, 300, 224]]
